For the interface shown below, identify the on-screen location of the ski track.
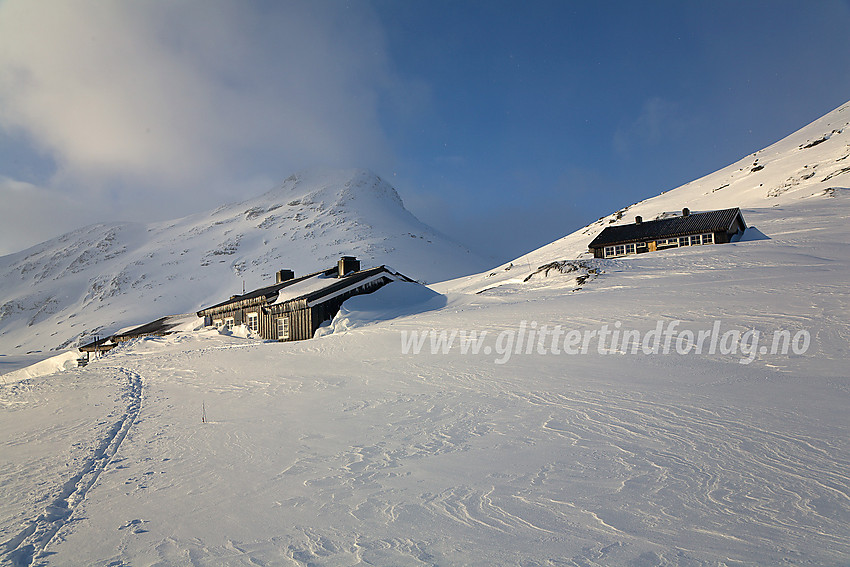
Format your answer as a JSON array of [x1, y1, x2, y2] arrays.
[[1, 368, 142, 567]]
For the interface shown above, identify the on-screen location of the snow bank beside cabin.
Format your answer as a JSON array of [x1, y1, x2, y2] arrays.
[[0, 351, 80, 384], [317, 281, 446, 336]]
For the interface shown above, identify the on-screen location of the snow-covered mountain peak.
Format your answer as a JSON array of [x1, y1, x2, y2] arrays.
[[259, 168, 405, 211], [0, 168, 489, 354]]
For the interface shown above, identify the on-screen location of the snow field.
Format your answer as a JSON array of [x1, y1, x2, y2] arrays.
[[26, 330, 850, 565], [1, 102, 849, 566], [3, 192, 847, 565], [0, 367, 141, 565]]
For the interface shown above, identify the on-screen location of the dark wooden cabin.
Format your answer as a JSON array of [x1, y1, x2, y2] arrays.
[[194, 268, 302, 334], [588, 207, 747, 259], [196, 257, 414, 341]]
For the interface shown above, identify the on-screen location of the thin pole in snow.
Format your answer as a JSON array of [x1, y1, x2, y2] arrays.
[[202, 401, 206, 424]]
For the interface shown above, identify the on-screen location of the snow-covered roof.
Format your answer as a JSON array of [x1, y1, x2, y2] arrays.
[[268, 273, 345, 305], [196, 265, 412, 316], [196, 268, 335, 315], [269, 266, 410, 308]]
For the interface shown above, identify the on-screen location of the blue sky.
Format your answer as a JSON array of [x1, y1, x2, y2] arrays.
[[1, 1, 849, 262]]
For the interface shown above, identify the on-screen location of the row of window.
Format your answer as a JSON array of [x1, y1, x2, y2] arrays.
[[213, 317, 235, 331], [603, 233, 715, 258], [212, 312, 288, 339]]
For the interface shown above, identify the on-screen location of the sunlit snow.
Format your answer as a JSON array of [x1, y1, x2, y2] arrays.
[[1, 102, 849, 565]]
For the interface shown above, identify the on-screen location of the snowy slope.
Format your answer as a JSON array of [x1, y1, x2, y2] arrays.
[[0, 169, 488, 357], [438, 99, 850, 295], [1, 104, 849, 566]]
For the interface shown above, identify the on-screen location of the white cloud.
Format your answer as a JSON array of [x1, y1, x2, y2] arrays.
[[0, 0, 404, 253], [0, 177, 90, 256]]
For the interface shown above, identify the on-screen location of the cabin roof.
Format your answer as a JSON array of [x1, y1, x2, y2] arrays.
[[588, 207, 746, 249], [78, 314, 189, 351], [268, 266, 412, 311], [197, 265, 413, 316], [196, 267, 334, 315]]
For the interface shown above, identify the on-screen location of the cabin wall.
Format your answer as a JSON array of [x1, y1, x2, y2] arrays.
[[596, 231, 725, 258], [202, 307, 262, 334], [266, 276, 392, 342], [721, 216, 747, 242], [259, 311, 276, 340], [200, 273, 399, 342], [289, 308, 314, 341]]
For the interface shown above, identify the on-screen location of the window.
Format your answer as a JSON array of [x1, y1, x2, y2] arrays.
[[604, 243, 639, 258], [702, 233, 714, 244], [224, 317, 234, 331], [679, 237, 690, 246], [213, 319, 223, 330], [277, 317, 289, 340], [247, 312, 259, 332]]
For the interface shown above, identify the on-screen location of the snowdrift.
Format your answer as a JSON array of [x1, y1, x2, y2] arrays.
[[317, 281, 447, 336]]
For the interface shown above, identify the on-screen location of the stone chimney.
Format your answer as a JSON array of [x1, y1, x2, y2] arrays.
[[682, 207, 690, 217], [635, 215, 643, 224]]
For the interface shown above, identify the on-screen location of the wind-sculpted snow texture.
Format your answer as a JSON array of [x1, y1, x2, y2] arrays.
[[0, 102, 849, 565]]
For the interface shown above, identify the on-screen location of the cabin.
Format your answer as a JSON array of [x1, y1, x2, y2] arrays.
[[196, 256, 413, 341], [588, 207, 747, 259], [77, 315, 187, 364]]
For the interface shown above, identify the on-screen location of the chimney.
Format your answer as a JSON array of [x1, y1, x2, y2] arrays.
[[338, 256, 360, 278], [275, 269, 295, 284], [635, 215, 642, 224], [682, 207, 690, 217]]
